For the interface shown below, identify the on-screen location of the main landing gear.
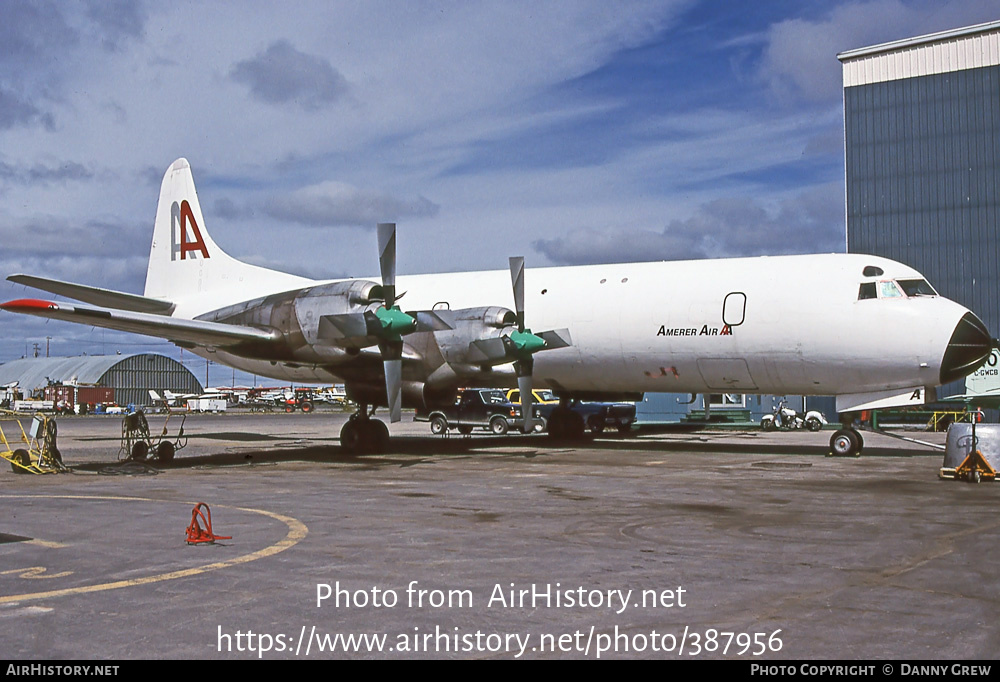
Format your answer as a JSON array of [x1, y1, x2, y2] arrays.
[[829, 415, 864, 457], [546, 400, 586, 441], [340, 404, 390, 454]]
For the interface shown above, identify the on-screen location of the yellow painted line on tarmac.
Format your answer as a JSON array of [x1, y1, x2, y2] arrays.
[[0, 494, 308, 604], [25, 539, 67, 549]]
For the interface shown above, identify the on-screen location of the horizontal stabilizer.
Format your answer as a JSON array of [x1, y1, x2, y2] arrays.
[[0, 298, 279, 349], [8, 274, 175, 315]]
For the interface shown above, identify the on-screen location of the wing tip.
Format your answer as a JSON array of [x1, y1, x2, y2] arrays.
[[1, 298, 59, 312]]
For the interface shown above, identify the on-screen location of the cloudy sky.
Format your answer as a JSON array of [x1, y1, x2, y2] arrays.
[[1, 0, 997, 383]]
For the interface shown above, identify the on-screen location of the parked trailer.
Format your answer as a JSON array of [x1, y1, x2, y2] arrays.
[[188, 398, 227, 413]]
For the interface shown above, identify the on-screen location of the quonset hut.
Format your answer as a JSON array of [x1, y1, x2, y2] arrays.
[[0, 353, 202, 409]]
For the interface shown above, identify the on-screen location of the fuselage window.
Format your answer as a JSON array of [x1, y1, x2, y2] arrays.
[[897, 279, 937, 297], [879, 281, 903, 298], [858, 282, 877, 300]]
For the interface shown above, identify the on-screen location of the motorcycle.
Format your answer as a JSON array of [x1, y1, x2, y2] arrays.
[[760, 400, 828, 432]]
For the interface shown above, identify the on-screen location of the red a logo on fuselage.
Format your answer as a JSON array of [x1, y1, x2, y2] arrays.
[[170, 200, 210, 261]]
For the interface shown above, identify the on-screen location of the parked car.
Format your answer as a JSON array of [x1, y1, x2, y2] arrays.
[[415, 389, 522, 435], [505, 388, 559, 406]]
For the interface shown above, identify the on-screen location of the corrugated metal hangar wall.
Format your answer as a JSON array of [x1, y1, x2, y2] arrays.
[[0, 353, 203, 407], [840, 22, 1000, 353]]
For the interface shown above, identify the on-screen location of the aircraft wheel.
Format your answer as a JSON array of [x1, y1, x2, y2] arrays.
[[490, 416, 509, 436], [829, 429, 860, 457], [806, 417, 822, 432], [547, 411, 567, 439], [156, 441, 175, 462], [130, 441, 149, 461], [370, 420, 390, 453], [852, 429, 864, 456], [548, 409, 586, 440], [430, 416, 448, 435], [340, 420, 361, 452], [10, 449, 30, 473]]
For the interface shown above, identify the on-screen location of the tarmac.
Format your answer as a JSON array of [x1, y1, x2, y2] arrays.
[[1, 409, 997, 661]]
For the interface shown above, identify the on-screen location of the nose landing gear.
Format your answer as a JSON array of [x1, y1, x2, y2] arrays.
[[829, 415, 864, 457]]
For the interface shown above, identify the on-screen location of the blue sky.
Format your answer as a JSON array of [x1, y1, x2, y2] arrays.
[[0, 0, 997, 385]]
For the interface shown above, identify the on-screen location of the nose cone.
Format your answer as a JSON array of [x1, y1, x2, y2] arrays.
[[940, 312, 993, 384]]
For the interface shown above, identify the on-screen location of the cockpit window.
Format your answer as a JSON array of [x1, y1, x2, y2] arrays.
[[897, 279, 937, 297], [858, 282, 876, 300], [878, 281, 903, 298]]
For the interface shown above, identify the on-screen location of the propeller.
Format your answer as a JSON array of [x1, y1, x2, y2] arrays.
[[507, 256, 570, 433], [317, 224, 454, 422], [375, 223, 416, 422], [466, 259, 571, 430]]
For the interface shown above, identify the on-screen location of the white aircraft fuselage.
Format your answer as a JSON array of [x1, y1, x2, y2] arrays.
[[2, 159, 992, 428], [190, 254, 983, 406]]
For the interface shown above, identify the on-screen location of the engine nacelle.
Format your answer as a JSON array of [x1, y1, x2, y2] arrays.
[[432, 306, 516, 368], [198, 280, 382, 361]]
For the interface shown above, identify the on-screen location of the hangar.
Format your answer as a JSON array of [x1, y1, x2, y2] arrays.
[[839, 20, 1000, 396], [0, 353, 203, 409], [639, 21, 1000, 423]]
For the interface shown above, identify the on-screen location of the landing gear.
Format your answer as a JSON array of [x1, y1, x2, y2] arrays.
[[829, 415, 864, 457], [340, 405, 391, 454], [547, 404, 586, 441]]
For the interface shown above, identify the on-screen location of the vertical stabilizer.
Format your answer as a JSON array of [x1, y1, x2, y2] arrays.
[[144, 158, 310, 304]]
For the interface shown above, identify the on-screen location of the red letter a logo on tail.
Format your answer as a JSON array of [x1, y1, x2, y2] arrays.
[[170, 200, 210, 261]]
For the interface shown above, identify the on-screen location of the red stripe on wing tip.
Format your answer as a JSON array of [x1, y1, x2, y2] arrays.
[[0, 298, 60, 312]]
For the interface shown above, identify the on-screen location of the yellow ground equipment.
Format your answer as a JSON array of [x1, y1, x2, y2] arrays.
[[927, 409, 980, 432], [119, 408, 187, 462], [940, 412, 998, 483], [1, 410, 69, 474]]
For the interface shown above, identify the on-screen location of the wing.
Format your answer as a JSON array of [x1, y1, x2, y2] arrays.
[[7, 274, 175, 315], [0, 298, 279, 349]]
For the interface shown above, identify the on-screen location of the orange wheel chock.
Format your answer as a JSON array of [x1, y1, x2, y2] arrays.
[[185, 502, 232, 545]]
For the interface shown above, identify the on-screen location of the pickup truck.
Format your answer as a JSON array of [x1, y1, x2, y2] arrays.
[[415, 389, 522, 435], [533, 398, 637, 434], [504, 388, 636, 434]]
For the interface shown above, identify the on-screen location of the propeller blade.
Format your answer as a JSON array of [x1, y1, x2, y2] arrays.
[[384, 356, 402, 423], [517, 372, 534, 434], [410, 310, 455, 332], [538, 328, 572, 349], [318, 312, 369, 340], [468, 337, 509, 363], [509, 256, 525, 332], [377, 222, 396, 308]]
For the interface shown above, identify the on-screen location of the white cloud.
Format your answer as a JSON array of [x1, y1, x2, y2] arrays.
[[230, 40, 349, 110], [759, 0, 1000, 105], [534, 183, 846, 265], [263, 180, 439, 227]]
